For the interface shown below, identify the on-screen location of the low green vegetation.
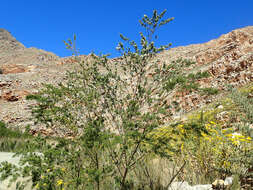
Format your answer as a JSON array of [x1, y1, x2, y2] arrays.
[[164, 60, 219, 95], [0, 121, 32, 152], [0, 10, 252, 190], [0, 121, 25, 138], [200, 87, 219, 95]]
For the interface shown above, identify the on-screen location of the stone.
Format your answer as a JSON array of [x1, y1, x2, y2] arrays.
[[212, 179, 225, 189], [0, 64, 26, 74], [224, 177, 233, 186], [168, 181, 191, 190], [168, 181, 213, 190], [217, 105, 224, 109], [216, 111, 229, 122], [191, 184, 212, 190]]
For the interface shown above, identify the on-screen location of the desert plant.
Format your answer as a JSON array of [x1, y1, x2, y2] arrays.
[[200, 87, 219, 95], [0, 121, 24, 138], [175, 118, 253, 185], [163, 60, 217, 95]]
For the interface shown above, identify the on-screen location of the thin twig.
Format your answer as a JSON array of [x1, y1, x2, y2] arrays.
[[166, 160, 186, 189]]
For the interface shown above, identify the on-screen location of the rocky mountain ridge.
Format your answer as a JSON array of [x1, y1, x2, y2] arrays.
[[0, 29, 25, 52], [157, 26, 253, 118], [0, 26, 252, 134]]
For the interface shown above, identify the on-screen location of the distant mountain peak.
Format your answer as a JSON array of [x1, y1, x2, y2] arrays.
[[0, 28, 25, 51]]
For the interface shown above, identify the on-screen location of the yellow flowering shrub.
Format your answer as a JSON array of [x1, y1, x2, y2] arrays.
[[148, 119, 252, 183], [147, 124, 186, 156], [181, 121, 252, 181], [147, 121, 208, 158]]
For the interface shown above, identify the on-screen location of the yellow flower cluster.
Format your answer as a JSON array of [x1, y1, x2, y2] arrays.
[[201, 122, 252, 146], [198, 121, 252, 169], [57, 179, 63, 186], [225, 132, 252, 146], [148, 120, 252, 171], [146, 124, 185, 155], [35, 167, 68, 190]]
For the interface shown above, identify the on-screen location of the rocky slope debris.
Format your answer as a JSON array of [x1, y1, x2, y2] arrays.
[[156, 26, 253, 120], [0, 29, 66, 130]]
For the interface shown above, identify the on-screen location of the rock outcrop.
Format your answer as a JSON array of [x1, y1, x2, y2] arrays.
[[0, 29, 64, 129], [156, 26, 253, 120]]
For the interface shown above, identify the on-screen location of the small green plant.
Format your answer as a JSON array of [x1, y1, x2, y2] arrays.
[[171, 58, 196, 67], [188, 71, 210, 80], [200, 87, 219, 95], [0, 121, 31, 139], [164, 60, 218, 96], [0, 121, 21, 138], [183, 59, 196, 66]]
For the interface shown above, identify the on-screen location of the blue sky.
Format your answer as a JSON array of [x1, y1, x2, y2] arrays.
[[1, 0, 253, 58]]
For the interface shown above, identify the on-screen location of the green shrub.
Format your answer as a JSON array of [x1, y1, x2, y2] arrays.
[[183, 59, 196, 66], [163, 120, 252, 185], [0, 121, 32, 152], [187, 71, 210, 80], [2, 9, 236, 190], [165, 64, 211, 93], [0, 121, 22, 138]]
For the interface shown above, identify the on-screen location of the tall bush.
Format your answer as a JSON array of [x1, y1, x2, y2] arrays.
[[0, 10, 206, 190]]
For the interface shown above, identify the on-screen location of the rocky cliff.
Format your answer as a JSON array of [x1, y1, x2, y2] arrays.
[[157, 26, 253, 119]]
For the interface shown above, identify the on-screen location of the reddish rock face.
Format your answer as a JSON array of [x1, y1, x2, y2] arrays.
[[1, 91, 19, 101], [0, 90, 30, 102], [195, 27, 253, 66], [0, 64, 26, 74], [154, 26, 253, 119]]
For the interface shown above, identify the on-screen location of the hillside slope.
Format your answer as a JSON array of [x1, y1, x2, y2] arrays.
[[0, 26, 252, 133]]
